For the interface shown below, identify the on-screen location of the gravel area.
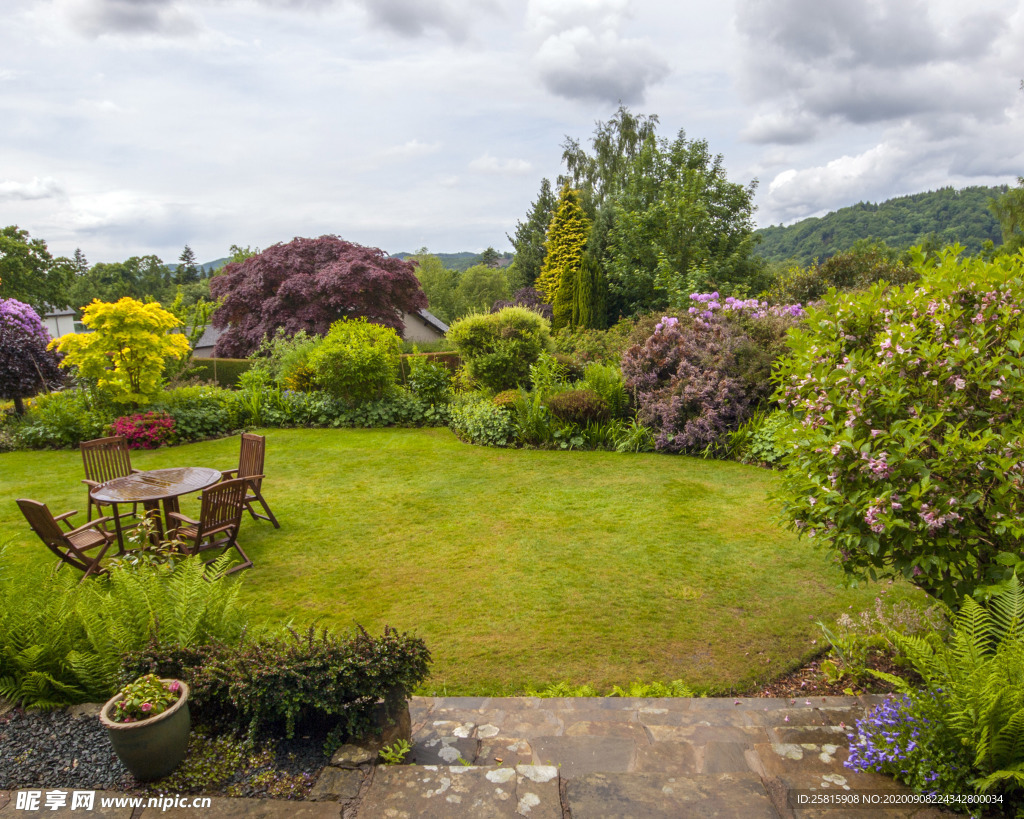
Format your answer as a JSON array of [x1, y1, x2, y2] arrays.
[[0, 705, 329, 799]]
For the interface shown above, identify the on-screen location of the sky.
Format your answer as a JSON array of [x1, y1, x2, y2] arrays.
[[1, 0, 1022, 265]]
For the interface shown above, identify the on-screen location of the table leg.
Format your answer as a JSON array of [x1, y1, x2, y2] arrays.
[[161, 496, 181, 540], [141, 500, 163, 544], [109, 501, 127, 555]]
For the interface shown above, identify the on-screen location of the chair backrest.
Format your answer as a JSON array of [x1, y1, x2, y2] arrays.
[[16, 499, 91, 571], [236, 433, 266, 487], [199, 478, 248, 535], [81, 436, 133, 484]]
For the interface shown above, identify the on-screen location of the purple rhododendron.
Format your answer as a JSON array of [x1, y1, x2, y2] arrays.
[[0, 298, 64, 414]]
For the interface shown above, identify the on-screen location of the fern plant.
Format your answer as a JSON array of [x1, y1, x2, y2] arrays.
[[867, 574, 1024, 799]]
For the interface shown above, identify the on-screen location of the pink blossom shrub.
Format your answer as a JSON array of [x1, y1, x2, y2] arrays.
[[775, 247, 1024, 605], [109, 411, 176, 449]]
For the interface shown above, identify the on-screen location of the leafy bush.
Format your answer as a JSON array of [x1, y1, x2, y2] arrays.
[[250, 329, 321, 390], [122, 625, 431, 741], [491, 286, 553, 322], [406, 354, 454, 406], [551, 319, 637, 366], [727, 408, 792, 467], [0, 554, 245, 708], [553, 354, 584, 382], [397, 352, 461, 382], [547, 389, 610, 425], [270, 389, 449, 430], [612, 418, 656, 453], [447, 307, 552, 392], [582, 362, 630, 418], [153, 386, 238, 443], [849, 574, 1024, 803], [308, 317, 401, 405], [187, 358, 253, 389], [449, 394, 516, 447], [17, 388, 111, 449], [774, 249, 1024, 605], [109, 411, 176, 449], [511, 389, 555, 447]]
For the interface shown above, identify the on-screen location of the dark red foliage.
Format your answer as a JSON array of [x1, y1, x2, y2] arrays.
[[209, 236, 428, 358]]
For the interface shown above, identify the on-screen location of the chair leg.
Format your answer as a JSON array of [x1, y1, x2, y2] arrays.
[[246, 491, 280, 529]]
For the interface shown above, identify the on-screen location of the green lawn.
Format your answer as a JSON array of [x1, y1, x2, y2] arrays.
[[0, 427, 920, 695]]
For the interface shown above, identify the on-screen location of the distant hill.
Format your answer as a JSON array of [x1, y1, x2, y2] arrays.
[[754, 185, 1008, 266], [393, 251, 513, 272]]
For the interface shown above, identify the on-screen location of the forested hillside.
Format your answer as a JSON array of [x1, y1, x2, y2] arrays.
[[754, 185, 1007, 265]]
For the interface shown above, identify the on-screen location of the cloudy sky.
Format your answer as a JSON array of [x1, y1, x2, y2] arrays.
[[1, 0, 1022, 264]]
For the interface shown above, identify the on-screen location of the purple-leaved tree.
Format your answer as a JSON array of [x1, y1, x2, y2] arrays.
[[209, 235, 427, 357], [0, 298, 64, 414]]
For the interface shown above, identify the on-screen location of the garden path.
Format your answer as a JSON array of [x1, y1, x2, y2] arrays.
[[1, 694, 952, 818]]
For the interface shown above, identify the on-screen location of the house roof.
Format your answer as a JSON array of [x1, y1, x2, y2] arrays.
[[416, 308, 448, 333]]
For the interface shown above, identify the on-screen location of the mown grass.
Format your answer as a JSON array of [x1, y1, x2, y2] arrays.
[[0, 427, 924, 695]]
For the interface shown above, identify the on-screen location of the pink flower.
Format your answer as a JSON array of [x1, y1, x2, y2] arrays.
[[140, 702, 153, 713]]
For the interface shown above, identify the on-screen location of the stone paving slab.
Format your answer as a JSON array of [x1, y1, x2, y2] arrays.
[[565, 771, 778, 819], [357, 765, 560, 818]]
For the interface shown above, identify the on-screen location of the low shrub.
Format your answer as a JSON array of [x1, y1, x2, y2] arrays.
[[447, 307, 552, 393], [109, 411, 176, 450], [250, 330, 321, 390], [492, 390, 519, 411], [271, 389, 449, 429], [581, 362, 629, 419], [308, 318, 402, 405], [547, 389, 610, 425], [405, 354, 454, 406], [553, 354, 584, 383], [182, 358, 253, 389], [397, 352, 461, 382], [122, 625, 431, 742], [552, 319, 637, 365], [449, 394, 516, 447], [153, 386, 238, 443], [16, 389, 111, 449], [727, 409, 792, 467]]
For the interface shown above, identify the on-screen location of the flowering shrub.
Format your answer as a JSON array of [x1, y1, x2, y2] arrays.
[[621, 304, 800, 453], [110, 674, 183, 723], [110, 412, 176, 449], [0, 298, 64, 415], [687, 291, 804, 321], [774, 248, 1024, 605]]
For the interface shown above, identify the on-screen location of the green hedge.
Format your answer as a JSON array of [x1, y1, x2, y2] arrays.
[[398, 352, 461, 383], [188, 358, 253, 389]]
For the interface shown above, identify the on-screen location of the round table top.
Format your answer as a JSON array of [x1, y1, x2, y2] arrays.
[[90, 467, 223, 504]]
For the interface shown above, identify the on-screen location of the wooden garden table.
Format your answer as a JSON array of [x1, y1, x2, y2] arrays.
[[89, 467, 222, 550]]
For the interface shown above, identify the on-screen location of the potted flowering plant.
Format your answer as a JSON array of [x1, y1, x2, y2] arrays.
[[99, 674, 190, 781]]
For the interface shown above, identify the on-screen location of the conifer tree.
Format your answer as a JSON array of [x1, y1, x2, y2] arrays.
[[536, 187, 589, 306], [573, 252, 608, 329]]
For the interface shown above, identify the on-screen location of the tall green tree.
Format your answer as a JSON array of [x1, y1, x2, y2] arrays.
[[573, 253, 608, 330], [507, 178, 556, 291], [479, 247, 501, 268], [68, 255, 171, 310], [605, 130, 762, 315], [176, 244, 200, 284], [0, 226, 73, 314], [455, 264, 509, 316], [536, 187, 590, 307]]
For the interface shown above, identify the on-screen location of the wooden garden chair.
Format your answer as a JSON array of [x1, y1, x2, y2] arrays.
[[221, 433, 280, 528], [167, 477, 254, 574], [81, 435, 140, 523], [16, 500, 119, 582]]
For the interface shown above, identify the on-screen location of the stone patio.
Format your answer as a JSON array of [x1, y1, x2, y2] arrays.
[[0, 695, 954, 818]]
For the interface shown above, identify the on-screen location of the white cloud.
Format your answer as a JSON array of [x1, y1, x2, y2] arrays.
[[527, 0, 667, 103], [0, 176, 65, 202], [469, 153, 533, 175], [54, 0, 202, 38]]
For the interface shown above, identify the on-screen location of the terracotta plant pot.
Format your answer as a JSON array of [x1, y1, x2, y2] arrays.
[[99, 679, 191, 781]]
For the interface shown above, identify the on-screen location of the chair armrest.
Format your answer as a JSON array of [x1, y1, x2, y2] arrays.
[[167, 511, 200, 527], [221, 468, 239, 479], [66, 516, 113, 537], [131, 468, 142, 474], [53, 509, 78, 522], [82, 479, 101, 488]]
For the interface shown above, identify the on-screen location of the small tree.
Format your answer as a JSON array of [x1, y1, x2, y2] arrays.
[[775, 248, 1024, 606], [209, 235, 426, 358], [536, 187, 589, 305], [50, 298, 191, 405], [0, 298, 64, 414]]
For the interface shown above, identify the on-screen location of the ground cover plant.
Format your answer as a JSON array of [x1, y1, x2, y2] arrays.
[[0, 427, 924, 694]]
